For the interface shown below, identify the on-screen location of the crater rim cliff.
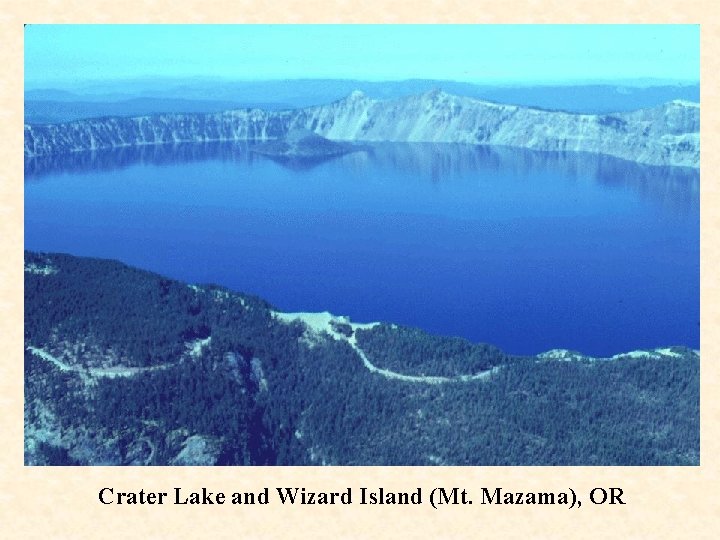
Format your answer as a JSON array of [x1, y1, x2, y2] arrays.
[[24, 90, 700, 168]]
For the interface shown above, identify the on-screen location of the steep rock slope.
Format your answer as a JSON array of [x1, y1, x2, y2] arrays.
[[24, 91, 699, 168]]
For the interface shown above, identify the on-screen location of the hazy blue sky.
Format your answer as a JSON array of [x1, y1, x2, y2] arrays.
[[25, 24, 699, 88]]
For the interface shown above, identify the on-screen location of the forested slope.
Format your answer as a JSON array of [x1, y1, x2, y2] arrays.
[[24, 251, 699, 465]]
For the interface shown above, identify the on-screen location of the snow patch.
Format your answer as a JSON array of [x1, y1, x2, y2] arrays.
[[613, 350, 656, 359], [670, 100, 700, 108], [25, 263, 58, 275], [27, 345, 171, 383], [538, 346, 698, 363], [185, 337, 211, 359], [537, 349, 588, 361], [654, 348, 683, 358], [273, 310, 497, 384]]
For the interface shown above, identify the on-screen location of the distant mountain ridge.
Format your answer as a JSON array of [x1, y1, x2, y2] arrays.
[[25, 79, 700, 113], [24, 90, 700, 168], [24, 97, 294, 124]]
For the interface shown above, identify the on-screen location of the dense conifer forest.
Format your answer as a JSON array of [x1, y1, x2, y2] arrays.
[[24, 251, 699, 466]]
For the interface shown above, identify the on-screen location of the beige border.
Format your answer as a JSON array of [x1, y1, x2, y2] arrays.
[[2, 3, 718, 538]]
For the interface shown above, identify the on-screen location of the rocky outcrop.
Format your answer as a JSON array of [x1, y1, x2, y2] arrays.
[[169, 435, 222, 466], [24, 91, 699, 168]]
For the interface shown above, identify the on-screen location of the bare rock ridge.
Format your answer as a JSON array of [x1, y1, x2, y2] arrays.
[[24, 90, 700, 168]]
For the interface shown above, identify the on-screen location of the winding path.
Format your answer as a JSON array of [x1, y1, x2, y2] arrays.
[[274, 311, 500, 384], [26, 345, 170, 383]]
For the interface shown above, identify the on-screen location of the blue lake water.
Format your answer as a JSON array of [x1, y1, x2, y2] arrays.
[[24, 143, 699, 356]]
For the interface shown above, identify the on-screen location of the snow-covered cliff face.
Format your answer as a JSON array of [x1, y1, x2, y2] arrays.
[[297, 91, 699, 168], [24, 109, 295, 157], [24, 90, 700, 168]]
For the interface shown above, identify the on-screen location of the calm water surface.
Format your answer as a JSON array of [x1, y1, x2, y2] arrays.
[[25, 143, 699, 356]]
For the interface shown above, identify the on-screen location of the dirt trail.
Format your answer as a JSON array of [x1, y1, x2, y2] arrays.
[[274, 312, 500, 384], [27, 346, 170, 382]]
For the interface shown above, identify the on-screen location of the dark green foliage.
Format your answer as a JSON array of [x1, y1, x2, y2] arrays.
[[92, 358, 265, 465], [32, 442, 81, 466], [597, 115, 628, 131], [355, 325, 507, 377], [329, 320, 353, 337], [250, 128, 358, 159], [24, 251, 700, 466], [24, 251, 276, 368]]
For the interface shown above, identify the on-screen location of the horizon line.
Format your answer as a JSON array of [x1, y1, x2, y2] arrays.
[[25, 76, 701, 92]]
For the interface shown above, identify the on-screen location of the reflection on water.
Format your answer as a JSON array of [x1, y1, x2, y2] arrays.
[[25, 142, 260, 177], [338, 144, 699, 215], [26, 142, 699, 214], [25, 141, 699, 355]]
